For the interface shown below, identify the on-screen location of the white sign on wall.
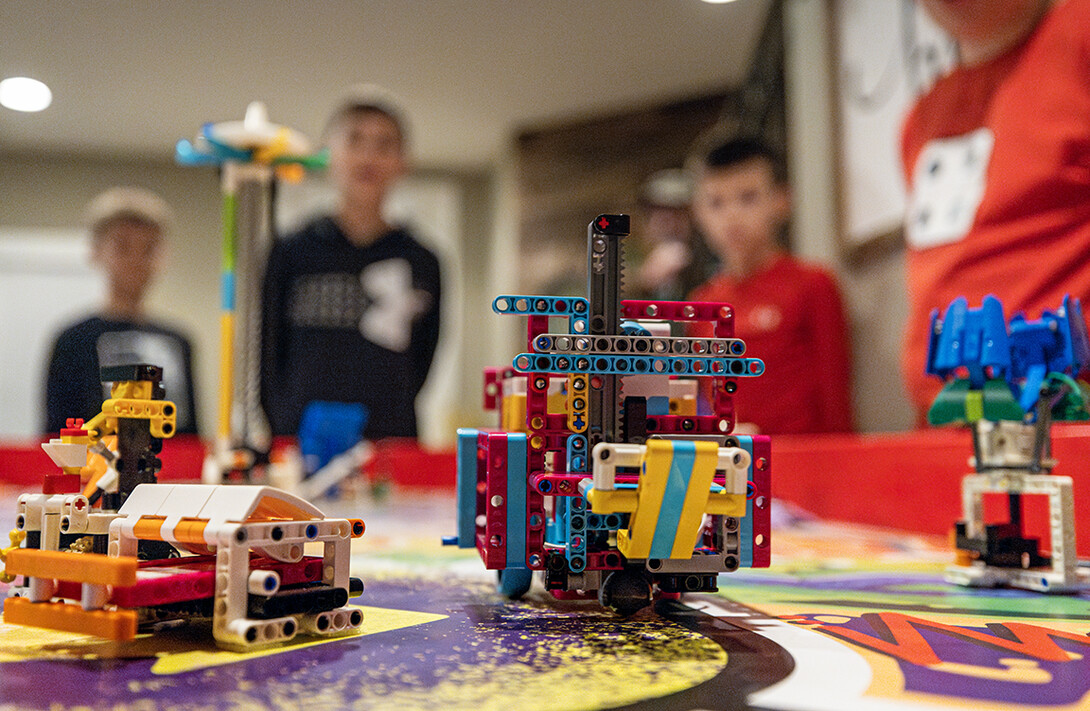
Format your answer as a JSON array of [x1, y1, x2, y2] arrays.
[[835, 0, 957, 248], [0, 230, 105, 438]]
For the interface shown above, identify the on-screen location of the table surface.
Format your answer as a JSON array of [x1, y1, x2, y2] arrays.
[[2, 484, 1090, 711]]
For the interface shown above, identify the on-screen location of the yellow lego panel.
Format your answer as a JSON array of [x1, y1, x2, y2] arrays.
[[586, 488, 638, 514], [546, 391, 567, 415], [617, 441, 674, 559], [705, 493, 747, 517], [669, 441, 720, 558], [613, 440, 729, 560], [3, 597, 138, 641], [668, 397, 697, 416], [501, 393, 528, 433]]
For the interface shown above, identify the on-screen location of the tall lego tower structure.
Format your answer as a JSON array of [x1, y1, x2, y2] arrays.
[[447, 214, 772, 614]]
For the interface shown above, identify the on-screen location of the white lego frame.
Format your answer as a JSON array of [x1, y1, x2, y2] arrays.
[[946, 472, 1084, 593], [107, 483, 361, 650]]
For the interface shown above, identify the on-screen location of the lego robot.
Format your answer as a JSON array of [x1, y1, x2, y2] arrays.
[[444, 214, 771, 614], [1, 364, 365, 650], [927, 295, 1090, 592]]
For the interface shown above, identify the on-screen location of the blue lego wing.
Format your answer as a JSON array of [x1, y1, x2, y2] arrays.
[[927, 295, 1010, 387]]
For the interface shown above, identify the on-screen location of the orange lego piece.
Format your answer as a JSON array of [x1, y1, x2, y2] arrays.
[[171, 518, 210, 546], [5, 549, 138, 587], [3, 597, 137, 641], [131, 516, 166, 541]]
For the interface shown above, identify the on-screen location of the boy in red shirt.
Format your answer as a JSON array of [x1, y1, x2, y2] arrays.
[[688, 138, 853, 434], [901, 0, 1090, 423]]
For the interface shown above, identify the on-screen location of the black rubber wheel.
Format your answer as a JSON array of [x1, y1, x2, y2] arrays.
[[598, 569, 653, 615]]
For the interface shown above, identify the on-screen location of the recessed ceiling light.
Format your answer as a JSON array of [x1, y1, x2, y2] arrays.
[[0, 77, 52, 112]]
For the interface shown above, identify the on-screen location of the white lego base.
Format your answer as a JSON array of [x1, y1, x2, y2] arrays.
[[949, 464, 1084, 594], [944, 560, 1089, 593]]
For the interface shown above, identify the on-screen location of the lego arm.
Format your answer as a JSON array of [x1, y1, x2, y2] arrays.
[[0, 529, 28, 583], [80, 379, 176, 442]]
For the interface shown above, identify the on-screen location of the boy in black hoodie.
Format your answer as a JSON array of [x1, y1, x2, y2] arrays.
[[261, 91, 441, 439]]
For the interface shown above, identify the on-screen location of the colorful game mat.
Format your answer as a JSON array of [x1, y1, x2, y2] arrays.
[[2, 487, 1089, 710]]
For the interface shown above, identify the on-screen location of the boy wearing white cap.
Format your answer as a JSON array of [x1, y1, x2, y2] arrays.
[[43, 187, 199, 434]]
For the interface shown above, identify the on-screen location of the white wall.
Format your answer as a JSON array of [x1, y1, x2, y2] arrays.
[[0, 230, 103, 437], [784, 0, 916, 432]]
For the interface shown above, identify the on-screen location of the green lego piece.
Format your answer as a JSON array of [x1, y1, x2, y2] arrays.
[[981, 377, 1025, 422], [927, 379, 971, 425], [965, 390, 983, 422], [1043, 373, 1090, 421], [928, 378, 1023, 425]]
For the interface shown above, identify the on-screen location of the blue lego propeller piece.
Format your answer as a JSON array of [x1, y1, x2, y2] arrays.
[[1009, 294, 1090, 416], [926, 295, 1011, 388], [620, 321, 652, 337], [200, 129, 256, 162], [174, 138, 225, 166], [174, 135, 252, 166]]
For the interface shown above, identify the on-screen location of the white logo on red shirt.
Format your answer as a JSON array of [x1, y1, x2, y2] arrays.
[[747, 304, 782, 333], [906, 127, 994, 250]]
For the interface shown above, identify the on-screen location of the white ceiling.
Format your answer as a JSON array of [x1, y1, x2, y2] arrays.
[[0, 0, 771, 170]]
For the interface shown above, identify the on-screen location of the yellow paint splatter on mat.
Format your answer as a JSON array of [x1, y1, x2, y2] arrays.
[[342, 602, 727, 711]]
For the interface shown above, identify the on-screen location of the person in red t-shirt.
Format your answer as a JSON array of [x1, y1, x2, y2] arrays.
[[688, 138, 853, 434], [901, 0, 1090, 424]]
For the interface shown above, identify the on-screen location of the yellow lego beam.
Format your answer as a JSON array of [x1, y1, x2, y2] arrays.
[[614, 441, 678, 558], [586, 488, 638, 513]]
